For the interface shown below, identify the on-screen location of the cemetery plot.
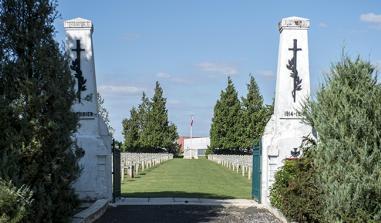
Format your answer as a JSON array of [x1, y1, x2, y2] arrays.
[[120, 153, 173, 181], [121, 158, 251, 198], [208, 155, 252, 180]]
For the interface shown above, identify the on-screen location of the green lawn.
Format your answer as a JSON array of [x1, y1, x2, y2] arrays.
[[122, 158, 252, 199]]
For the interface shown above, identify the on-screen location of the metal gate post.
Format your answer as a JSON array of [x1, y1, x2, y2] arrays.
[[112, 139, 121, 203], [252, 139, 262, 203]]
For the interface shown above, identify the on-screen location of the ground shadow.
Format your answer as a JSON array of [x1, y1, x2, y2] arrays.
[[121, 191, 237, 199], [95, 205, 226, 223]]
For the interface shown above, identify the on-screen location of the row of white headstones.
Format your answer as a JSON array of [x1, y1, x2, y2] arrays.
[[208, 155, 253, 180], [120, 153, 173, 181], [120, 153, 252, 181]]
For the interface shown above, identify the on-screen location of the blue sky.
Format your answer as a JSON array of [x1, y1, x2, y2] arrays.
[[55, 1, 381, 141]]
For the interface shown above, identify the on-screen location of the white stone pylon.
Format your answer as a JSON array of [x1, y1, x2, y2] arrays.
[[64, 18, 112, 201], [260, 16, 313, 206], [64, 18, 98, 134]]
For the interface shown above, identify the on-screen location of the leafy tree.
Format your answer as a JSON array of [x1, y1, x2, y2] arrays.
[[0, 0, 82, 222], [122, 107, 140, 152], [240, 75, 269, 149], [97, 92, 114, 135], [210, 77, 242, 153], [303, 57, 381, 222], [0, 180, 33, 223]]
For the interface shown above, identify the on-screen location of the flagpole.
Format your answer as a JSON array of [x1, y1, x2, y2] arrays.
[[190, 115, 193, 139], [190, 115, 193, 158]]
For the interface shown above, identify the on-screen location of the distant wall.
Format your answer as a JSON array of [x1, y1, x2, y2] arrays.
[[183, 137, 210, 159]]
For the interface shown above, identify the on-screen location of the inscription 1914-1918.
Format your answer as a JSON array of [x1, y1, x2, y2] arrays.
[[287, 39, 302, 103], [70, 39, 87, 103]]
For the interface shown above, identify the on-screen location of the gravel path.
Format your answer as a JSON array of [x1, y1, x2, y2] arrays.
[[95, 205, 282, 223]]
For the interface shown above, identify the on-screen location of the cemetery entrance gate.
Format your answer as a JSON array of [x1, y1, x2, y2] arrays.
[[252, 140, 262, 203], [112, 139, 121, 202]]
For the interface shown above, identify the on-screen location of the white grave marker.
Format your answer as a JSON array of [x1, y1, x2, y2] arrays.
[[64, 18, 112, 201], [261, 16, 313, 205]]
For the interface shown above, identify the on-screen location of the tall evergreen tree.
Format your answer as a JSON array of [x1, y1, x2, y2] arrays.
[[209, 98, 224, 150], [303, 57, 381, 222], [210, 77, 242, 153], [122, 83, 178, 153], [122, 107, 140, 152], [137, 92, 150, 149], [143, 81, 178, 152], [165, 123, 179, 154], [240, 75, 268, 149], [0, 0, 81, 222]]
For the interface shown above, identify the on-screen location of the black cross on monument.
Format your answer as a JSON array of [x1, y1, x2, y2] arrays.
[[72, 40, 85, 68], [288, 39, 302, 70], [70, 40, 87, 103], [287, 39, 302, 102]]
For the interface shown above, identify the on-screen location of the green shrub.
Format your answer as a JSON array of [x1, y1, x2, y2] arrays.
[[270, 155, 323, 223], [271, 57, 381, 223], [303, 57, 381, 222], [0, 180, 33, 223]]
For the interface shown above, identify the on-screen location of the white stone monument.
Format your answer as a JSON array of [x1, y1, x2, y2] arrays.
[[261, 16, 312, 205], [64, 18, 112, 201]]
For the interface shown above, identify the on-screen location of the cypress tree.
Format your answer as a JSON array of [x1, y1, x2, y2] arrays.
[[303, 57, 381, 222], [122, 107, 140, 152], [123, 82, 178, 153], [210, 77, 242, 153], [0, 0, 81, 222], [210, 98, 224, 150], [165, 123, 179, 154], [143, 81, 178, 152], [137, 92, 150, 149], [240, 75, 269, 149]]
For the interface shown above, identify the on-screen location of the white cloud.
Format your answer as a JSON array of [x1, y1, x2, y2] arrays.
[[156, 72, 171, 78], [256, 70, 275, 78], [155, 72, 192, 84], [196, 62, 238, 75], [98, 85, 145, 96], [360, 13, 381, 25], [319, 22, 328, 28]]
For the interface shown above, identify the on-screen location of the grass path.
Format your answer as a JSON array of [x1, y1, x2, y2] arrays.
[[122, 158, 252, 199]]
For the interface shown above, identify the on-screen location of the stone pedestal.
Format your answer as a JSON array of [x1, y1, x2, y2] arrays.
[[261, 17, 312, 206], [64, 18, 112, 201]]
